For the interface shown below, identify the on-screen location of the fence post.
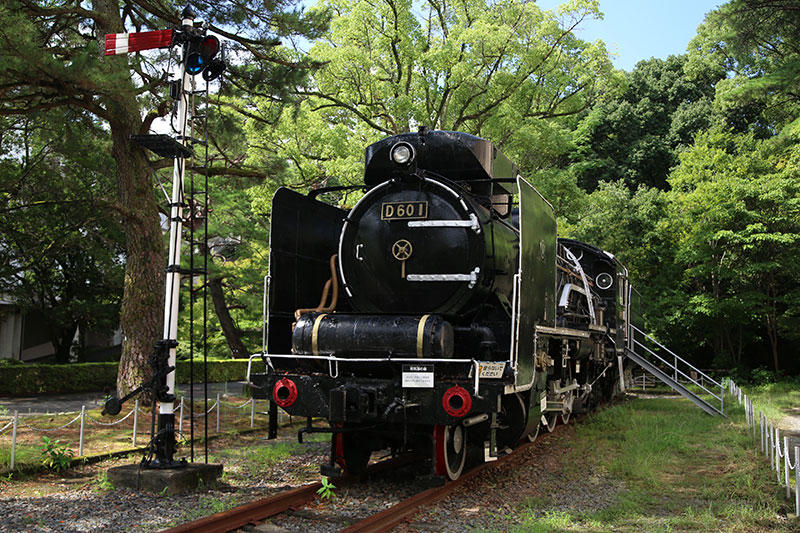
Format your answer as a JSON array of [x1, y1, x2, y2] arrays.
[[795, 446, 799, 517], [784, 435, 790, 499], [760, 412, 765, 452], [250, 398, 255, 428], [132, 399, 138, 447], [78, 405, 86, 457], [216, 392, 221, 433], [10, 411, 18, 470], [178, 397, 184, 437], [775, 426, 781, 483], [744, 395, 749, 426], [769, 420, 774, 463], [746, 396, 751, 428]]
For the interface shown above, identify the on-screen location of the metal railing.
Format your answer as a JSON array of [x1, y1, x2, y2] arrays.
[[629, 325, 724, 414], [0, 395, 278, 471], [729, 380, 799, 516]]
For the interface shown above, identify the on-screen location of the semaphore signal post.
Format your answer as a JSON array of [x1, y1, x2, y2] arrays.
[[102, 5, 225, 487]]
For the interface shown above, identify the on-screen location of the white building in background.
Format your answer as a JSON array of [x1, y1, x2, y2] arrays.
[[0, 295, 122, 362], [0, 295, 24, 359]]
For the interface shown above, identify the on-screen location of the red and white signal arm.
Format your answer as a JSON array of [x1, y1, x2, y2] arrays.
[[104, 29, 174, 56]]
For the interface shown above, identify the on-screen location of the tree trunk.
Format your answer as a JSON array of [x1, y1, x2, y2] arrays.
[[766, 312, 780, 373], [112, 127, 165, 396], [209, 276, 249, 358], [94, 0, 166, 397]]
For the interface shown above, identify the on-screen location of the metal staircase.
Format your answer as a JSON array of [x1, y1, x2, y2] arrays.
[[625, 325, 725, 416]]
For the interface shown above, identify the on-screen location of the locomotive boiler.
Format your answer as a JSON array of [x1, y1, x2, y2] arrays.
[[249, 129, 632, 480]]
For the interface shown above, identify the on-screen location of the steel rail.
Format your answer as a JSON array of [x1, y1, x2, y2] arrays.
[[161, 483, 321, 533], [160, 454, 418, 533], [342, 422, 570, 533], [163, 419, 573, 533]]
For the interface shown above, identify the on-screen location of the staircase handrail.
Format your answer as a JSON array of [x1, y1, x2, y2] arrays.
[[630, 325, 723, 389], [630, 339, 720, 402], [625, 347, 724, 416]]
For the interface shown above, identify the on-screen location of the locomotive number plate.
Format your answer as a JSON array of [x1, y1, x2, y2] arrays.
[[402, 364, 434, 388], [381, 201, 428, 220]]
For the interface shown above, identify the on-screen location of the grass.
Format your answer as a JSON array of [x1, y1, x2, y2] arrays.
[[0, 396, 278, 471], [740, 381, 800, 421], [511, 396, 795, 532]]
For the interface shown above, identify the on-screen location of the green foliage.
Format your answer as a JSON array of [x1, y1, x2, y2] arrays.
[[688, 0, 800, 135], [0, 0, 331, 392], [245, 0, 619, 194], [39, 436, 74, 472], [0, 359, 249, 395], [0, 362, 118, 396], [569, 54, 722, 191], [0, 111, 124, 363], [740, 378, 800, 420], [316, 476, 336, 500], [92, 471, 115, 491], [662, 128, 800, 371], [251, 442, 298, 467]]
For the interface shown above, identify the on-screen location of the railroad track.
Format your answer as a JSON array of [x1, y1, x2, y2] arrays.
[[160, 454, 418, 533], [162, 422, 571, 533]]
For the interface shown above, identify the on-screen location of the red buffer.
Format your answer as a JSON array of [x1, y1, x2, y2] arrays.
[[104, 29, 174, 56]]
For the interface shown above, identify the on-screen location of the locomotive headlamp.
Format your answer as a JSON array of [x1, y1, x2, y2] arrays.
[[390, 142, 415, 165], [596, 272, 614, 290]]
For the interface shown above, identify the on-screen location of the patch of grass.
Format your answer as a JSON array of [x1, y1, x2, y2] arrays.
[[509, 396, 795, 532], [165, 493, 241, 527], [743, 381, 800, 420], [0, 442, 40, 469], [90, 470, 115, 491], [251, 442, 300, 467]]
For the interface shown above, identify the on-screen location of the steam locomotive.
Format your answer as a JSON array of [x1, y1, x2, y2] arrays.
[[248, 129, 632, 480]]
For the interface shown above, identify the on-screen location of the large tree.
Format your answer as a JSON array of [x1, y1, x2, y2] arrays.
[[688, 0, 800, 135], [568, 54, 724, 191], [0, 111, 124, 362], [0, 0, 326, 393], [665, 128, 800, 372], [244, 0, 620, 191]]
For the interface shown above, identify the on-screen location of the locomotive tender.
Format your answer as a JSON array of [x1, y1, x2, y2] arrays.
[[248, 129, 632, 480]]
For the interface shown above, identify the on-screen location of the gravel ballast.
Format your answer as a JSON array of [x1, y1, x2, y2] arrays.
[[1, 418, 617, 532]]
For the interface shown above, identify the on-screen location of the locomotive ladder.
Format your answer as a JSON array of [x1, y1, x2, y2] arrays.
[[624, 325, 725, 416]]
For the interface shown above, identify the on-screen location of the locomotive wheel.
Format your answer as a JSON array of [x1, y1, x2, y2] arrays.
[[433, 424, 466, 480], [561, 393, 574, 424], [526, 424, 540, 442], [334, 432, 371, 475], [542, 413, 558, 433]]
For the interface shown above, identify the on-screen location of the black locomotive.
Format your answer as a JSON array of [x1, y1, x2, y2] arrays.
[[249, 129, 632, 480]]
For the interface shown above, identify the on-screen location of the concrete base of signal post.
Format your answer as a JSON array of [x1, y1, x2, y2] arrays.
[[107, 462, 223, 495]]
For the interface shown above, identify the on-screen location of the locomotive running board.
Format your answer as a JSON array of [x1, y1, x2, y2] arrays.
[[624, 325, 725, 416], [535, 325, 590, 339]]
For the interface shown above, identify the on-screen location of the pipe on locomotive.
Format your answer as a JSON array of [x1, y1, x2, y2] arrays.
[[293, 254, 340, 321]]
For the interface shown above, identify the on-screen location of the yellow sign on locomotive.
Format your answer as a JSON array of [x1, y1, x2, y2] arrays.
[[381, 201, 428, 220]]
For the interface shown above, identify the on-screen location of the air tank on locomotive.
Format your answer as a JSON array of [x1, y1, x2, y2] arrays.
[[292, 130, 521, 363]]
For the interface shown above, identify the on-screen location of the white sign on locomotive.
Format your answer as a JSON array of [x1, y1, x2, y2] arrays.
[[248, 129, 634, 481]]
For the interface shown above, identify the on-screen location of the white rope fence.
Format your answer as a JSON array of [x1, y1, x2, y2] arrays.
[[729, 380, 799, 516], [1, 395, 273, 471]]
